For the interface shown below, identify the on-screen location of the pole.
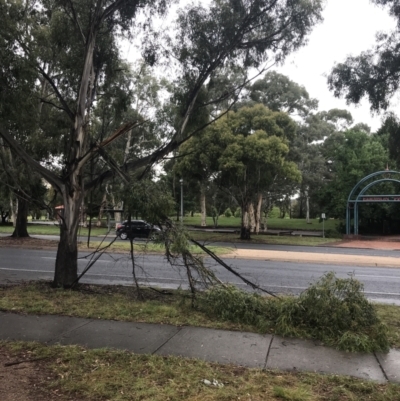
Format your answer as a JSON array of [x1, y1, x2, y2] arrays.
[[180, 179, 183, 224]]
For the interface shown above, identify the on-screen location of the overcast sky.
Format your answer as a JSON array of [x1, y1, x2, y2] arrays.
[[122, 0, 398, 131], [276, 0, 397, 131]]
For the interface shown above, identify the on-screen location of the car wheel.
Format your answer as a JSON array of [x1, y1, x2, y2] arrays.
[[119, 232, 128, 240]]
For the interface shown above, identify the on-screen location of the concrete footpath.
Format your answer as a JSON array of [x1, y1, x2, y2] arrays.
[[1, 311, 399, 384]]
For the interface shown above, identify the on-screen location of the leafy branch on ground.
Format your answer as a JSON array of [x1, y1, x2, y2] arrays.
[[199, 272, 390, 352]]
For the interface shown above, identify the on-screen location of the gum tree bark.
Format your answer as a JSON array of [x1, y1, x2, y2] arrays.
[[200, 184, 207, 227], [11, 191, 29, 237]]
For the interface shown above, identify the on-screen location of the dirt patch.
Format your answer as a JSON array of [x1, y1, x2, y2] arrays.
[[0, 237, 59, 250], [0, 346, 83, 401]]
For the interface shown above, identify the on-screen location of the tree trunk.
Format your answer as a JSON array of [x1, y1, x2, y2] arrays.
[[11, 192, 29, 237], [200, 184, 207, 227], [9, 194, 16, 227], [97, 192, 107, 227], [248, 202, 256, 233], [240, 204, 251, 240], [53, 190, 82, 288], [255, 193, 263, 234], [305, 189, 310, 224], [262, 210, 268, 232], [1, 211, 9, 224], [299, 192, 304, 218]]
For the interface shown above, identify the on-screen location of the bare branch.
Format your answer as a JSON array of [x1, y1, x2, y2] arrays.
[[97, 147, 130, 184], [190, 238, 278, 297], [100, 0, 131, 22], [66, 0, 86, 43], [77, 120, 145, 170], [39, 98, 69, 113], [38, 67, 75, 121]]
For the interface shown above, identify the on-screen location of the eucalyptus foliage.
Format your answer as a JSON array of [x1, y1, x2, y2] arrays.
[[201, 273, 390, 352]]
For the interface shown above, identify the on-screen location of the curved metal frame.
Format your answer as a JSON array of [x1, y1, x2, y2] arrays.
[[346, 171, 400, 235]]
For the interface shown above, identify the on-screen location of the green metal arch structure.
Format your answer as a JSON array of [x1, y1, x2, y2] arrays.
[[347, 171, 400, 235]]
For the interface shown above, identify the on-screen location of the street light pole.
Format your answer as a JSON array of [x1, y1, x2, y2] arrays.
[[180, 178, 183, 224]]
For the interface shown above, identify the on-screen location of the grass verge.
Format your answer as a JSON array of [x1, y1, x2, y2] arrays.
[[0, 282, 255, 332], [2, 341, 400, 401], [1, 282, 399, 350]]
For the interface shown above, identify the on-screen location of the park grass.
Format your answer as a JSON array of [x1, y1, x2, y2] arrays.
[[183, 215, 341, 231], [0, 217, 341, 236], [1, 282, 399, 349], [0, 223, 340, 247], [2, 341, 400, 401], [0, 224, 109, 236]]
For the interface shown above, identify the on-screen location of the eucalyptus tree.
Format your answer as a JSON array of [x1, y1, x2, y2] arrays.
[[292, 108, 353, 221], [206, 104, 300, 238], [0, 0, 60, 236], [315, 129, 389, 231], [328, 0, 400, 114], [0, 0, 323, 287], [248, 70, 318, 117]]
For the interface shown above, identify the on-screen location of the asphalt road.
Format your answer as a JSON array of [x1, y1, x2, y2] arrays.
[[1, 247, 400, 305]]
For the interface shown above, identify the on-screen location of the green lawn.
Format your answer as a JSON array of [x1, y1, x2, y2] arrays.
[[182, 215, 341, 231], [0, 216, 341, 235], [0, 220, 341, 245], [0, 224, 109, 236]]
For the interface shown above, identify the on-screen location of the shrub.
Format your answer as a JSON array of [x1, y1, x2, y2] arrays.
[[224, 208, 232, 218], [323, 228, 341, 238], [234, 207, 241, 218], [267, 206, 280, 219]]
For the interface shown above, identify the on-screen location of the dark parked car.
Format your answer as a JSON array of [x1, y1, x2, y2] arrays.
[[116, 220, 161, 240]]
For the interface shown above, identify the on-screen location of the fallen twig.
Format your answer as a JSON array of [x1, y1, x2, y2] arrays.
[[4, 356, 49, 367]]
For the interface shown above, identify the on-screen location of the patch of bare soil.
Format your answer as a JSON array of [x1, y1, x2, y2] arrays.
[[0, 237, 59, 250], [0, 346, 83, 401]]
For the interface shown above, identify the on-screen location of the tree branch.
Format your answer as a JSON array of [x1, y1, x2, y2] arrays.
[[76, 120, 145, 171], [66, 0, 86, 43], [100, 0, 131, 22], [38, 67, 75, 121], [39, 98, 69, 113], [0, 125, 64, 191]]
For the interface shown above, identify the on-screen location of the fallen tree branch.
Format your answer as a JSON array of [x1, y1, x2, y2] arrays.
[[190, 238, 278, 297], [4, 356, 49, 367]]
